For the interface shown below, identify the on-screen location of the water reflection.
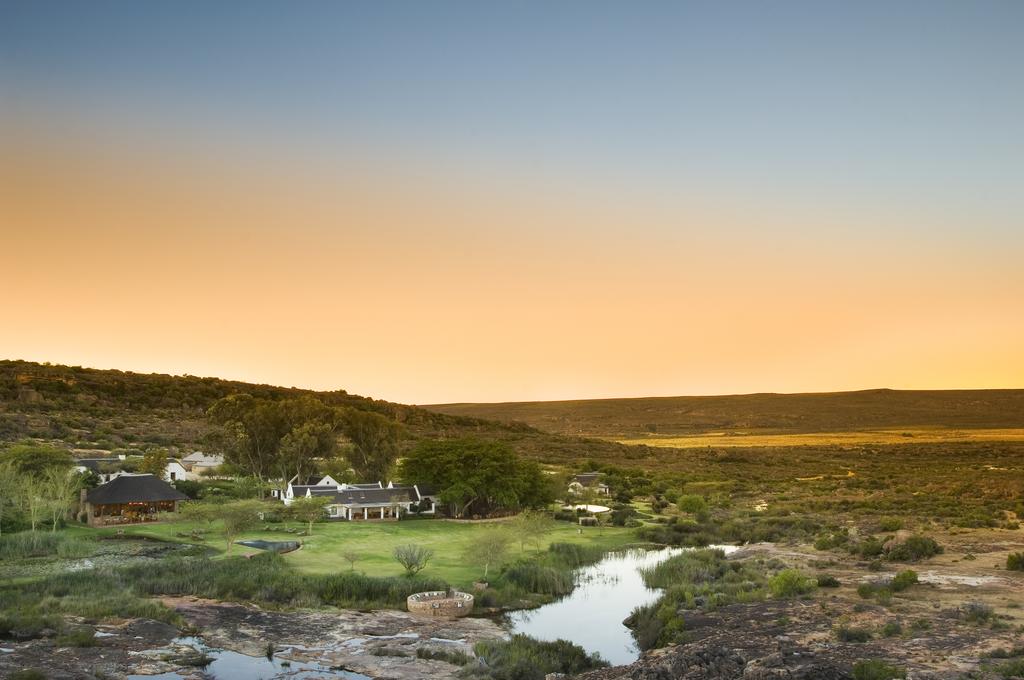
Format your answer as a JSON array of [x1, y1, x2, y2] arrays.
[[506, 546, 737, 666]]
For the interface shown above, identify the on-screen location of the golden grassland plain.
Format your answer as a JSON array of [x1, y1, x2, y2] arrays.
[[617, 427, 1024, 449]]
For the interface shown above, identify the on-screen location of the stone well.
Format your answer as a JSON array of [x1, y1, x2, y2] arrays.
[[407, 590, 474, 618]]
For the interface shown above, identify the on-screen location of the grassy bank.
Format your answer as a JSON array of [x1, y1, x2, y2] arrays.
[[81, 517, 635, 587]]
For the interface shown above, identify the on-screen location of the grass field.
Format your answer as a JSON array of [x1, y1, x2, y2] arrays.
[[80, 519, 636, 586], [427, 388, 1024, 439], [617, 427, 1024, 449]]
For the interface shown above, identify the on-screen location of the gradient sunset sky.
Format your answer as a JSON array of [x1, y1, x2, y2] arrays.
[[2, 1, 1022, 404]]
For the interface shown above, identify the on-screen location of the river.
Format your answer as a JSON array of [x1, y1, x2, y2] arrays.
[[505, 545, 737, 666]]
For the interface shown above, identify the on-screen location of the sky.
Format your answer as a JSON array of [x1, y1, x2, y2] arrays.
[[1, 1, 1023, 404]]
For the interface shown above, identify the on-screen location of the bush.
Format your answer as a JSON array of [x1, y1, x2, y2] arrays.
[[416, 647, 470, 665], [886, 535, 942, 562], [962, 601, 995, 624], [835, 625, 872, 643], [852, 659, 906, 680], [880, 620, 902, 637], [769, 570, 816, 598], [469, 634, 607, 680], [816, 574, 840, 588], [877, 518, 904, 532], [8, 671, 47, 680], [999, 659, 1024, 678], [1007, 552, 1024, 571], [56, 627, 97, 647], [890, 570, 918, 592]]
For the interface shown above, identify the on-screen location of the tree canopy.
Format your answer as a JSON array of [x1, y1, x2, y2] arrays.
[[398, 438, 555, 517]]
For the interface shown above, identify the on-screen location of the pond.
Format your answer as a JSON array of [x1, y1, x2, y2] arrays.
[[505, 545, 738, 666], [127, 637, 371, 680]]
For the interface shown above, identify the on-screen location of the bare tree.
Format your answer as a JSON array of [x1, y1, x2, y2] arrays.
[[393, 544, 433, 576], [342, 550, 361, 572]]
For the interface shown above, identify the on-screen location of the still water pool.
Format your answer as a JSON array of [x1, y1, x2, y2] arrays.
[[505, 546, 737, 666]]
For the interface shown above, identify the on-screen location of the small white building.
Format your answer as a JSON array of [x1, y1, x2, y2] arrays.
[[180, 452, 224, 479], [163, 459, 189, 483], [568, 472, 610, 496], [278, 476, 437, 520]]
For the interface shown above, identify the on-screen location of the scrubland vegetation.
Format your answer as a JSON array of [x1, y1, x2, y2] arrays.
[[2, 361, 1023, 678]]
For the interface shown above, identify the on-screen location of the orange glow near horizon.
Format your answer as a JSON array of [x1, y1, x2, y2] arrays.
[[2, 131, 1023, 404]]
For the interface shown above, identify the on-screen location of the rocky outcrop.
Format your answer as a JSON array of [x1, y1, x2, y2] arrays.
[[623, 644, 849, 680]]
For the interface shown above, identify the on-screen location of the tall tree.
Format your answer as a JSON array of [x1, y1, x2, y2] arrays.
[[0, 459, 20, 536], [398, 438, 553, 518], [207, 395, 287, 492], [341, 408, 404, 481], [1, 442, 72, 476], [42, 466, 84, 531]]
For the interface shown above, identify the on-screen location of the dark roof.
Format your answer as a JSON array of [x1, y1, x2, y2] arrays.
[[572, 473, 606, 487], [86, 474, 189, 505], [414, 483, 438, 497], [291, 485, 336, 496], [328, 487, 418, 505]]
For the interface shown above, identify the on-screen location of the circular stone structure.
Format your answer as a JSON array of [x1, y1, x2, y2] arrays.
[[407, 590, 474, 618]]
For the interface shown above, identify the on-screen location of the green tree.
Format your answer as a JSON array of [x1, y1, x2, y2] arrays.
[[218, 499, 264, 553], [398, 438, 553, 517], [207, 395, 288, 493], [512, 509, 556, 552], [138, 449, 168, 477], [341, 409, 404, 481], [285, 495, 330, 534], [462, 528, 512, 579], [1, 443, 73, 476], [41, 466, 84, 531], [208, 394, 344, 496], [0, 459, 21, 536]]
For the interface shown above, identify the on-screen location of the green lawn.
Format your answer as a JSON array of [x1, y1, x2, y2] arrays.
[[77, 518, 636, 587]]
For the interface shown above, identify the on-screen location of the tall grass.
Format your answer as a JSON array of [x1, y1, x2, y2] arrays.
[[0, 532, 94, 560], [0, 552, 447, 640]]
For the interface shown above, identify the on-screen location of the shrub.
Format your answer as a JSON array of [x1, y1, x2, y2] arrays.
[[886, 535, 942, 562], [769, 569, 816, 598], [8, 671, 47, 680], [676, 494, 708, 515], [835, 625, 872, 643], [56, 627, 97, 647], [470, 634, 607, 680], [416, 647, 470, 665], [1007, 553, 1024, 571], [877, 518, 904, 532], [393, 544, 434, 576], [816, 574, 840, 588], [962, 601, 995, 624], [999, 659, 1024, 678], [852, 659, 906, 680], [854, 537, 885, 558], [880, 620, 902, 637], [890, 570, 918, 592]]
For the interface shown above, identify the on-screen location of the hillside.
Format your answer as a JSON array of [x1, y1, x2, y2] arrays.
[[0, 359, 630, 465], [425, 388, 1024, 440]]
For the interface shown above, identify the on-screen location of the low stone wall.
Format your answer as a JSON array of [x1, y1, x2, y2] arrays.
[[407, 590, 474, 618]]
